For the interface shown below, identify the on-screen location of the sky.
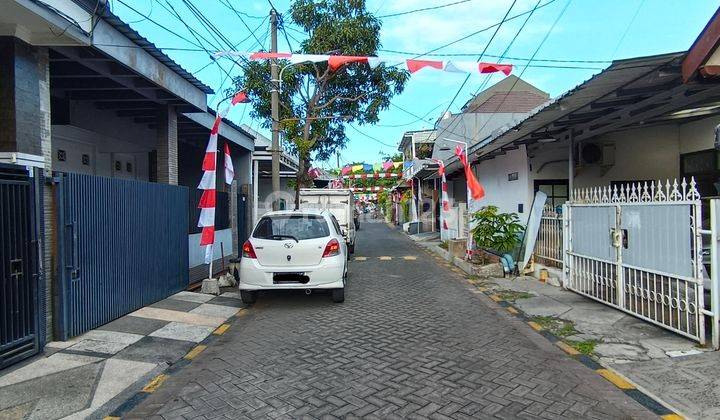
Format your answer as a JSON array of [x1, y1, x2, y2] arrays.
[[109, 0, 720, 168]]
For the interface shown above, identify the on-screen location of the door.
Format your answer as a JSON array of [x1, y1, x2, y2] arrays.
[[0, 164, 41, 369]]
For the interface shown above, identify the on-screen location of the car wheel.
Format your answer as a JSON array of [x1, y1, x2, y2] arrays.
[[240, 290, 257, 304], [331, 288, 345, 303], [348, 243, 355, 255]]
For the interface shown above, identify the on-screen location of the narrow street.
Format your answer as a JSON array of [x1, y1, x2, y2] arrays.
[[127, 222, 654, 419]]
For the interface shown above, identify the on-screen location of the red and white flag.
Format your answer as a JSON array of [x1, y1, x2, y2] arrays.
[[224, 142, 234, 185]]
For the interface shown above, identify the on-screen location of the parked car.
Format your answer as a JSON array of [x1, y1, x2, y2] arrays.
[[238, 210, 348, 304]]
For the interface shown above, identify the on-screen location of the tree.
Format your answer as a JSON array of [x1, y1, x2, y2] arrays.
[[234, 0, 409, 207]]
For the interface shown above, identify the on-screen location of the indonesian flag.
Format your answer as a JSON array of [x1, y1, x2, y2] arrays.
[[224, 142, 234, 185], [455, 145, 485, 200]]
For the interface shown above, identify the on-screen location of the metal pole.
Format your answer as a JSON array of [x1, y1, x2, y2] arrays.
[[711, 199, 719, 349], [568, 131, 574, 194], [270, 9, 280, 210], [208, 245, 213, 280]]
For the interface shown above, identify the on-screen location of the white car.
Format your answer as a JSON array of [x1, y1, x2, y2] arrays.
[[238, 210, 348, 304]]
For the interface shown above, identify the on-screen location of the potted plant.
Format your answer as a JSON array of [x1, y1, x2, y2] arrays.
[[470, 206, 525, 265]]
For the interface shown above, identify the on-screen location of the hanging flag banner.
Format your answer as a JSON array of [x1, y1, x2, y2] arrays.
[[214, 52, 513, 76], [342, 172, 401, 179], [224, 142, 234, 184], [433, 159, 451, 231], [455, 145, 485, 200]]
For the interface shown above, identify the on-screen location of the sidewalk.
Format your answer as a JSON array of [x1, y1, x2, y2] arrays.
[[417, 239, 719, 419], [0, 291, 244, 420]]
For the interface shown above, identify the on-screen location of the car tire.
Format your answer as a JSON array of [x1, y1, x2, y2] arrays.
[[240, 290, 257, 304], [348, 243, 354, 255], [331, 288, 345, 303]]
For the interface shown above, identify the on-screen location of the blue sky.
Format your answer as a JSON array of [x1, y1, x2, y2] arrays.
[[110, 0, 719, 167]]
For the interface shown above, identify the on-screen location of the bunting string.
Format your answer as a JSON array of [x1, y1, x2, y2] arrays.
[[214, 52, 513, 76]]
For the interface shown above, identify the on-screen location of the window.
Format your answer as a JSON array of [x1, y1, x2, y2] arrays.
[[534, 179, 568, 210], [681, 149, 720, 197], [329, 214, 342, 235], [253, 215, 330, 240]]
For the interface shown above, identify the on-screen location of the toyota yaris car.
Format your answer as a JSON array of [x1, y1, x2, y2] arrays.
[[238, 210, 348, 304]]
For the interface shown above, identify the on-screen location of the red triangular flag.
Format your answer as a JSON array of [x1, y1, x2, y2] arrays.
[[231, 91, 249, 105]]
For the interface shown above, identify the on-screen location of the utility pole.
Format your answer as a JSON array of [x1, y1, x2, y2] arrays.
[[270, 8, 280, 210]]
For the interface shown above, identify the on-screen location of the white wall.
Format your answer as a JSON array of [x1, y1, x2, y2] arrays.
[[188, 228, 233, 268], [679, 116, 718, 154], [474, 146, 532, 222], [52, 124, 150, 180]]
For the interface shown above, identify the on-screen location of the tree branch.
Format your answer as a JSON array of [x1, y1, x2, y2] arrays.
[[314, 93, 365, 111]]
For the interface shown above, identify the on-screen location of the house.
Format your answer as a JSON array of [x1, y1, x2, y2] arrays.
[[0, 0, 256, 368], [432, 77, 549, 240], [242, 124, 299, 223], [397, 129, 439, 232], [429, 8, 720, 347]]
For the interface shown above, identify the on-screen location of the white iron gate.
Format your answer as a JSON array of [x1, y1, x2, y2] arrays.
[[534, 206, 563, 268], [564, 179, 711, 344]]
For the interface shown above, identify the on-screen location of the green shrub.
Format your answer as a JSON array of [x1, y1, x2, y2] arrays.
[[470, 206, 524, 262]]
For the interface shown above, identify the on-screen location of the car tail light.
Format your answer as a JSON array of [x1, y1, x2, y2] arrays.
[[322, 238, 340, 258], [242, 240, 257, 259]]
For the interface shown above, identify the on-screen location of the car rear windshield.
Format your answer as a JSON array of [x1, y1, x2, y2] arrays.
[[253, 215, 330, 240]]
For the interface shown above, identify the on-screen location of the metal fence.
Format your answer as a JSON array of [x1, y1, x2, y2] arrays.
[[564, 179, 713, 345], [56, 172, 189, 339], [534, 206, 563, 268]]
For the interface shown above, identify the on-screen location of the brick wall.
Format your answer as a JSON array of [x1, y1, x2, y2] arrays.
[[0, 37, 43, 156], [0, 38, 54, 340], [156, 105, 178, 185]]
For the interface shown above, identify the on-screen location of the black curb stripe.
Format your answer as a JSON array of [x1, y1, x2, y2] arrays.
[[624, 389, 674, 415], [107, 304, 247, 417]]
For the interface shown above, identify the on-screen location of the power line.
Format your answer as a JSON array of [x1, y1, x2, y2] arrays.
[[404, 0, 558, 61], [347, 124, 398, 148], [378, 0, 473, 18], [610, 0, 645, 60], [115, 0, 207, 50], [217, 0, 266, 49], [434, 0, 519, 144], [376, 102, 450, 128], [473, 0, 573, 147], [377, 49, 612, 64]]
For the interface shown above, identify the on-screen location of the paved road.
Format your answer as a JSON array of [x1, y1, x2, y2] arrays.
[[128, 222, 654, 419]]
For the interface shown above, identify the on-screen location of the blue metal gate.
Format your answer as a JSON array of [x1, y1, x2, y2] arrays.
[[0, 164, 42, 369], [56, 173, 189, 339]]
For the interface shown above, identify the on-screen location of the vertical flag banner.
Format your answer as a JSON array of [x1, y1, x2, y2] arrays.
[[224, 142, 234, 185], [196, 91, 246, 272]]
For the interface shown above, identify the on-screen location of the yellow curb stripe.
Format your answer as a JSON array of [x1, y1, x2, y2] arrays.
[[527, 321, 542, 331], [103, 417, 121, 420], [236, 309, 247, 317], [477, 287, 488, 292], [556, 341, 580, 356], [142, 374, 168, 393], [213, 324, 230, 335], [596, 369, 635, 390], [661, 414, 685, 420], [489, 294, 502, 302], [506, 307, 519, 315], [184, 344, 207, 360]]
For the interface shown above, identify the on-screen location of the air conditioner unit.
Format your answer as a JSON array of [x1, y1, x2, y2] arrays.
[[577, 142, 615, 167]]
